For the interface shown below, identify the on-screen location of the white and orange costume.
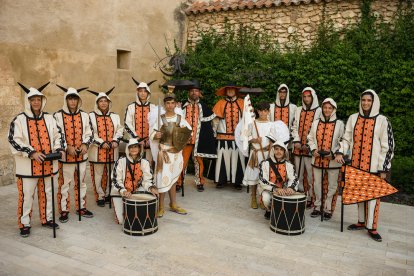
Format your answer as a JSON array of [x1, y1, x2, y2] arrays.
[[307, 98, 344, 214], [8, 82, 65, 229], [337, 90, 394, 230], [270, 84, 297, 142], [88, 89, 123, 202], [54, 86, 93, 215]]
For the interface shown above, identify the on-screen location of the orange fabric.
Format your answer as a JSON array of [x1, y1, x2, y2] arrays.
[[63, 113, 84, 162], [351, 116, 376, 171], [96, 115, 115, 162], [28, 118, 52, 176], [57, 162, 66, 213], [135, 105, 150, 148], [37, 178, 47, 224], [17, 177, 47, 228], [269, 163, 287, 188], [213, 98, 244, 140], [314, 121, 335, 168], [274, 106, 290, 126], [17, 177, 24, 228], [184, 103, 200, 145], [124, 163, 143, 192], [293, 110, 316, 155], [342, 165, 397, 205], [177, 145, 205, 186]]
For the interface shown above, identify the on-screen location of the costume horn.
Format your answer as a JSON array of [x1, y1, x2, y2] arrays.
[[56, 84, 68, 92], [86, 90, 99, 96], [37, 81, 50, 92], [147, 80, 157, 86], [17, 82, 30, 94], [77, 87, 88, 92], [132, 77, 140, 86], [106, 86, 115, 95]]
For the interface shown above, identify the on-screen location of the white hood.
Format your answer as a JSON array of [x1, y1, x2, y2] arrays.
[[125, 138, 145, 163], [359, 89, 380, 117], [320, 98, 337, 122], [301, 87, 319, 110], [57, 85, 88, 113], [271, 140, 288, 161], [275, 84, 290, 107], [132, 78, 157, 105], [94, 93, 112, 115], [18, 82, 49, 118]]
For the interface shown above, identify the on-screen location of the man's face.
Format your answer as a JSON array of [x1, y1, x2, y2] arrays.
[[29, 96, 42, 113], [137, 88, 149, 101], [164, 99, 176, 112], [322, 103, 334, 118], [278, 88, 287, 100], [226, 88, 236, 98], [97, 98, 109, 112], [257, 109, 269, 120], [361, 94, 373, 112], [66, 96, 79, 111], [189, 88, 200, 101], [274, 146, 285, 160], [303, 93, 312, 105], [128, 144, 140, 158]]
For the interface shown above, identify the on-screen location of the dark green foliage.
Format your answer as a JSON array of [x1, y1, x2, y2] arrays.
[[169, 2, 414, 194]]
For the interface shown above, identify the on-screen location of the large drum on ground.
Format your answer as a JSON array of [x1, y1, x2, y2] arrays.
[[123, 192, 158, 236], [270, 193, 306, 235]]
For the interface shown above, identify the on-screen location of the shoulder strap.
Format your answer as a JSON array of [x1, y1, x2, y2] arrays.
[[176, 114, 181, 126], [161, 114, 167, 125], [268, 159, 284, 184]]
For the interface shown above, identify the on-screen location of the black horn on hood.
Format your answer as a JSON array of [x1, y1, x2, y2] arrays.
[[17, 82, 30, 94], [106, 86, 115, 95], [37, 81, 50, 92], [132, 77, 140, 86], [147, 80, 157, 86], [56, 84, 68, 92], [77, 87, 88, 92], [86, 90, 100, 96]]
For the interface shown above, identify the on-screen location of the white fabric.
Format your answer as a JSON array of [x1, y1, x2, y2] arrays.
[[312, 168, 339, 212], [358, 199, 378, 230], [59, 162, 87, 211], [269, 83, 297, 131], [92, 163, 109, 200], [215, 141, 245, 183], [258, 158, 298, 192], [294, 155, 313, 200]]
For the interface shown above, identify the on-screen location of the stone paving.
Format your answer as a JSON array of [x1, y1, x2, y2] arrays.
[[0, 174, 413, 275]]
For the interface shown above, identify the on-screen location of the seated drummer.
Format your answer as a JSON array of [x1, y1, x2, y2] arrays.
[[111, 138, 158, 224], [258, 140, 299, 219]]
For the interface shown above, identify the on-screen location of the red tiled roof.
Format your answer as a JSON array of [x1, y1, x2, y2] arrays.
[[186, 0, 341, 15]]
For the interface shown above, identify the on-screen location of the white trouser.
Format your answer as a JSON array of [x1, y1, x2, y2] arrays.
[[258, 185, 272, 210], [17, 176, 55, 227], [358, 199, 381, 230], [91, 163, 110, 200], [312, 168, 339, 212], [215, 140, 245, 184], [294, 156, 313, 200], [58, 162, 87, 212]]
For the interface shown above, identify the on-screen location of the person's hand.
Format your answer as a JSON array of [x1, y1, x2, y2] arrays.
[[79, 144, 88, 155], [67, 145, 77, 156], [285, 188, 295, 196], [335, 154, 345, 164], [313, 150, 319, 157], [253, 137, 262, 144], [111, 141, 119, 149], [31, 152, 46, 163], [155, 131, 162, 140], [123, 191, 132, 198], [102, 142, 110, 149], [149, 186, 159, 197], [294, 143, 301, 150], [380, 172, 387, 179]]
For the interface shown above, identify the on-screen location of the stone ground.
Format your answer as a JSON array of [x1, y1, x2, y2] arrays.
[[0, 174, 413, 276]]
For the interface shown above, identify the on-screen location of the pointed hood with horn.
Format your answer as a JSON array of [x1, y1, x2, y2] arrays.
[[359, 89, 380, 118], [132, 77, 157, 104], [18, 81, 50, 118], [270, 140, 289, 162], [56, 84, 88, 113], [320, 98, 338, 122], [125, 138, 146, 163], [275, 84, 290, 107], [87, 87, 115, 115], [301, 87, 319, 110]]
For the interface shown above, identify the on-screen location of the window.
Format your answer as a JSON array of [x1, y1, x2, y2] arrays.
[[117, 49, 131, 70]]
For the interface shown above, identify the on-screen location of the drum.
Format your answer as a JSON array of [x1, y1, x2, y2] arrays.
[[270, 193, 306, 235], [123, 192, 158, 236]]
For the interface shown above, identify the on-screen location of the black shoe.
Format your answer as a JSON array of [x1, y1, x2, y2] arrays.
[[20, 227, 31, 238], [97, 199, 105, 207], [59, 212, 69, 223], [234, 184, 242, 190], [264, 211, 270, 220], [310, 209, 321, 218], [42, 220, 60, 229], [176, 185, 182, 192], [216, 183, 224, 189], [323, 212, 332, 221], [196, 184, 204, 192], [368, 230, 382, 242], [347, 223, 365, 231], [105, 196, 111, 204], [76, 208, 94, 218]]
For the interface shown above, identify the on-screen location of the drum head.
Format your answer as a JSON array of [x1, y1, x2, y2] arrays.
[[274, 193, 306, 200], [129, 193, 156, 202]]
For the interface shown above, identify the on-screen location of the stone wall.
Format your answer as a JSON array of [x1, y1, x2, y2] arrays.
[[186, 0, 409, 49], [0, 0, 187, 186]]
